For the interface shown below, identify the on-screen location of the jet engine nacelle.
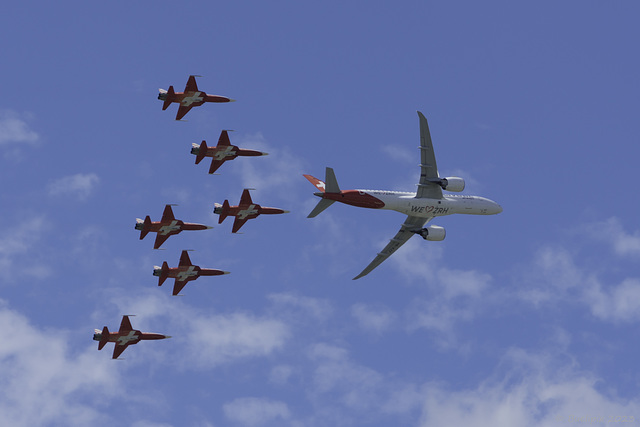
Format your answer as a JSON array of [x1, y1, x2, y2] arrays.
[[440, 177, 465, 192], [416, 225, 446, 241]]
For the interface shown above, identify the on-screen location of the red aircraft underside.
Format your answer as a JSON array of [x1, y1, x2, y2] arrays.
[[159, 75, 235, 120], [155, 250, 229, 295], [193, 130, 267, 174], [136, 204, 212, 249], [214, 189, 289, 233], [94, 315, 170, 359]]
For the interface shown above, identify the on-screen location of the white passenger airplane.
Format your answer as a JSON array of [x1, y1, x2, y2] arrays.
[[304, 111, 502, 280]]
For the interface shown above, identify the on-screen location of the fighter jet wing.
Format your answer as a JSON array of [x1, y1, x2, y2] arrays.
[[184, 75, 199, 92], [172, 279, 189, 296], [353, 215, 431, 280], [232, 217, 249, 233], [119, 315, 133, 333], [208, 159, 225, 174], [154, 233, 172, 249], [178, 250, 192, 267], [176, 105, 194, 120], [218, 130, 231, 146], [239, 188, 253, 206], [112, 342, 131, 359], [161, 205, 176, 222], [416, 111, 443, 200]]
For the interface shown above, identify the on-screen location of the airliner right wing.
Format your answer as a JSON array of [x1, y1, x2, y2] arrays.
[[353, 215, 431, 280]]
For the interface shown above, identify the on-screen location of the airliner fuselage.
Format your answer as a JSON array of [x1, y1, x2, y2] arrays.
[[318, 190, 502, 218]]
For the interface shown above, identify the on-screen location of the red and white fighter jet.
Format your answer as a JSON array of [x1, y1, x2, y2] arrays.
[[93, 315, 171, 359], [158, 75, 235, 120], [191, 130, 268, 174], [135, 204, 213, 249], [154, 250, 230, 296], [214, 189, 289, 233], [305, 111, 502, 280]]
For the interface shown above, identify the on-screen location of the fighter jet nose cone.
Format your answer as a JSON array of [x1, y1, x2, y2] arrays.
[[228, 98, 237, 102], [164, 336, 172, 339]]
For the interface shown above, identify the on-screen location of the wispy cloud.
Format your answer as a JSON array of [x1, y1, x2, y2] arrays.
[[418, 348, 640, 427], [108, 293, 291, 369], [0, 111, 39, 146], [48, 173, 100, 200], [350, 302, 396, 334], [0, 216, 50, 280], [223, 397, 292, 427], [521, 244, 640, 323], [0, 300, 121, 426], [585, 217, 640, 258]]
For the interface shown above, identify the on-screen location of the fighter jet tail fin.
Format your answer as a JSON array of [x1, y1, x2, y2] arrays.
[[158, 261, 170, 286], [307, 198, 336, 218], [195, 141, 208, 164], [214, 200, 231, 224], [162, 86, 175, 110], [139, 216, 152, 240], [98, 326, 110, 350]]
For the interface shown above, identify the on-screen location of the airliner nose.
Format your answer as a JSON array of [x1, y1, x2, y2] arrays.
[[495, 204, 503, 214]]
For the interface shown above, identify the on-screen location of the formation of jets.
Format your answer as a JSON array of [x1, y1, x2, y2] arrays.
[[96, 75, 282, 359], [96, 77, 502, 359]]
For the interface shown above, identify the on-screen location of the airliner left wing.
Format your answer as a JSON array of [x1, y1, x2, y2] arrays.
[[416, 111, 443, 200], [353, 215, 431, 280]]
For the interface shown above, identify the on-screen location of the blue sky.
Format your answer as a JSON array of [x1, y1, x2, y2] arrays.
[[2, 1, 640, 426]]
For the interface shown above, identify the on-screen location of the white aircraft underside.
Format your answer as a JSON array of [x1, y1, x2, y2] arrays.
[[305, 111, 502, 280]]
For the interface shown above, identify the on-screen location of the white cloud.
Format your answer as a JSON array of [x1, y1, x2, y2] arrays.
[[48, 173, 100, 200], [350, 303, 396, 334], [0, 111, 39, 146], [380, 144, 413, 164], [109, 293, 291, 369], [223, 397, 291, 427], [308, 343, 384, 411], [418, 348, 640, 427], [390, 239, 492, 338], [0, 216, 51, 280], [186, 312, 290, 367], [0, 300, 121, 427], [524, 246, 640, 322], [268, 293, 333, 323], [232, 133, 307, 206], [586, 217, 640, 258], [269, 364, 295, 385]]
